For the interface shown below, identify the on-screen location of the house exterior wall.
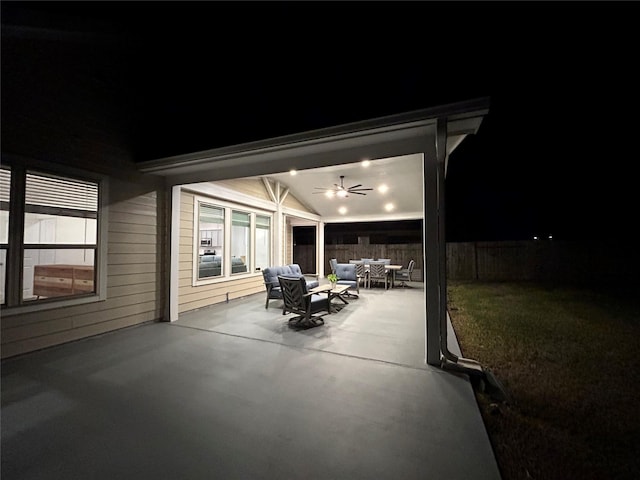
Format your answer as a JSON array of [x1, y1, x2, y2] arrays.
[[1, 176, 166, 359], [214, 178, 271, 201], [177, 181, 315, 315], [177, 190, 264, 314], [282, 193, 310, 212]]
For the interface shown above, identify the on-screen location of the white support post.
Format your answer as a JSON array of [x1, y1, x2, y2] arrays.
[[169, 184, 181, 322]]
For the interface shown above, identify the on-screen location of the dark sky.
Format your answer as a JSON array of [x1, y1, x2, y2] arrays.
[[3, 1, 639, 242]]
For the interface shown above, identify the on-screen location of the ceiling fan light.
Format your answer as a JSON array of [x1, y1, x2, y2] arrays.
[[325, 191, 335, 198], [336, 190, 348, 198]]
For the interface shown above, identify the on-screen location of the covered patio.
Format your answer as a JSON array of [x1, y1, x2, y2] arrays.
[[1, 284, 501, 479]]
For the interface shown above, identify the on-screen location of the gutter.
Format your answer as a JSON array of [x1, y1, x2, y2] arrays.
[[435, 118, 510, 402]]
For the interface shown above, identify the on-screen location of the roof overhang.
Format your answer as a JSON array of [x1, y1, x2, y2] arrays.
[[138, 97, 489, 186]]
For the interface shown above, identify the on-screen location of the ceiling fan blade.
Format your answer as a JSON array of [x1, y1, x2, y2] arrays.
[[351, 192, 367, 195], [350, 188, 374, 192], [348, 184, 362, 189]]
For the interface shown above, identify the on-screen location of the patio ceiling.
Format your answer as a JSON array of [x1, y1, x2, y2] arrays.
[[247, 153, 424, 224]]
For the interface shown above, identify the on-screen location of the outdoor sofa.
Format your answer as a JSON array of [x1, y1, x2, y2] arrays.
[[262, 263, 319, 308]]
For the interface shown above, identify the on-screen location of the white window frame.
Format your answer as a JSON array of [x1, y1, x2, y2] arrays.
[[192, 194, 272, 286], [0, 161, 108, 316]]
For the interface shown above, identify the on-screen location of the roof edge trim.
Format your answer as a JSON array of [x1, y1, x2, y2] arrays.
[[138, 97, 490, 174]]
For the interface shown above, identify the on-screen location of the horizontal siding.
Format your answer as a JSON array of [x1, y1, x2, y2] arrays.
[[108, 272, 159, 287], [109, 222, 157, 235], [108, 243, 157, 254], [108, 232, 158, 244], [179, 280, 264, 314], [108, 253, 157, 265], [282, 192, 312, 212], [1, 310, 160, 359], [107, 282, 158, 297], [108, 263, 161, 275], [2, 283, 161, 328], [179, 275, 262, 298], [3, 295, 158, 342], [2, 186, 166, 359], [215, 178, 270, 201], [108, 211, 157, 226]]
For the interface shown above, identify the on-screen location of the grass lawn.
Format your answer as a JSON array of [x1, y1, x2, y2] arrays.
[[447, 281, 640, 480]]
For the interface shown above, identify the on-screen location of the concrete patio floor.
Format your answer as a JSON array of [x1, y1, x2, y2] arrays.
[[1, 282, 501, 479]]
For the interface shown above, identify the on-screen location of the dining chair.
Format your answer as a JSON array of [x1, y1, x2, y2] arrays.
[[394, 259, 415, 288], [329, 258, 338, 274], [367, 261, 389, 290], [348, 260, 368, 290]]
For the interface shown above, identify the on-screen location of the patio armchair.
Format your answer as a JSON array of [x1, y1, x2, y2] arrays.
[[262, 264, 319, 308], [334, 262, 360, 297], [394, 259, 415, 288], [277, 275, 329, 328]]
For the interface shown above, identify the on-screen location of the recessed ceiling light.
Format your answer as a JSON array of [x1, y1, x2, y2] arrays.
[[289, 169, 297, 176], [361, 160, 371, 167], [338, 206, 347, 214], [384, 203, 394, 211], [378, 184, 388, 194]]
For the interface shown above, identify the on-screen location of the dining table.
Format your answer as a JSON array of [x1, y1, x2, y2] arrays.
[[356, 262, 403, 288]]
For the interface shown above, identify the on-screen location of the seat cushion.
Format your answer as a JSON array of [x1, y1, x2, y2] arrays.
[[334, 263, 356, 281], [263, 265, 318, 290]]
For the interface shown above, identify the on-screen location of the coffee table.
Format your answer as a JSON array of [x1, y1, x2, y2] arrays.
[[310, 284, 350, 313]]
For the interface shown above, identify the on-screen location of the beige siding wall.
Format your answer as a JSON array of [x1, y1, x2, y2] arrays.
[[178, 190, 264, 315], [282, 192, 314, 213], [215, 178, 271, 201], [1, 178, 166, 359]]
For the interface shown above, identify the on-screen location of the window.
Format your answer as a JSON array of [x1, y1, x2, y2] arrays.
[[255, 215, 270, 272], [197, 204, 224, 279], [231, 211, 250, 275], [0, 166, 103, 311], [194, 197, 271, 282]]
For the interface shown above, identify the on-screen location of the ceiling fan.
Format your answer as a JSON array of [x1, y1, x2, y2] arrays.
[[312, 175, 374, 198]]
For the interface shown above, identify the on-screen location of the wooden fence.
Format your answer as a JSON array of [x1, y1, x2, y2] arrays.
[[447, 240, 640, 282], [296, 240, 640, 284]]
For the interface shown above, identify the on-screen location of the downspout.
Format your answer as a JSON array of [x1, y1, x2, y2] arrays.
[[435, 118, 495, 379]]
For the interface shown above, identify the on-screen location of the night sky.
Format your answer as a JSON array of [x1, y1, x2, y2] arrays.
[[3, 2, 639, 242]]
